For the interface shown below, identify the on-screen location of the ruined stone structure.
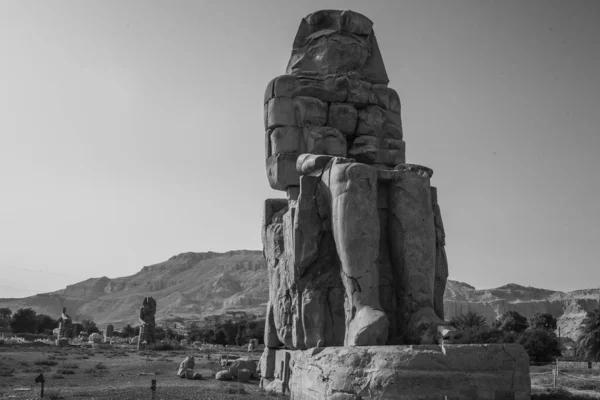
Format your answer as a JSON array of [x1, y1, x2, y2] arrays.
[[262, 9, 445, 349], [57, 307, 73, 341], [137, 297, 156, 350], [260, 10, 531, 399]]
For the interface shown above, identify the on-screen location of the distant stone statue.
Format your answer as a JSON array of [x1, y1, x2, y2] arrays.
[[262, 9, 449, 348], [57, 307, 73, 342], [138, 297, 156, 350], [105, 324, 114, 338]]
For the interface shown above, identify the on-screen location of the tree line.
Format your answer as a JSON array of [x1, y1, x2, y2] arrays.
[[0, 307, 100, 336], [445, 307, 600, 363]]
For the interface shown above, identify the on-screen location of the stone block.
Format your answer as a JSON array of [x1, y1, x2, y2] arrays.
[[264, 78, 275, 104], [288, 344, 531, 400], [270, 126, 301, 155], [356, 105, 386, 136], [327, 103, 358, 135], [292, 76, 348, 102], [237, 368, 251, 383], [376, 148, 405, 166], [347, 78, 372, 105], [215, 370, 233, 381], [294, 96, 328, 127], [229, 358, 257, 378], [384, 121, 403, 140], [267, 97, 296, 129], [266, 153, 300, 191], [385, 108, 402, 127], [382, 138, 405, 150], [348, 136, 378, 164], [371, 84, 401, 113], [274, 75, 299, 98], [303, 126, 346, 157]]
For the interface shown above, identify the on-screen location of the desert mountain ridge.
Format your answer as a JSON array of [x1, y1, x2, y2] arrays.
[[1, 250, 598, 340]]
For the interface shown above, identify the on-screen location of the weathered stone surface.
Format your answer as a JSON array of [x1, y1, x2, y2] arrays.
[[286, 10, 387, 84], [303, 126, 346, 157], [229, 358, 258, 378], [266, 153, 300, 191], [389, 165, 440, 340], [260, 347, 277, 379], [293, 76, 348, 102], [177, 356, 202, 379], [327, 103, 358, 135], [385, 109, 402, 128], [88, 333, 101, 343], [384, 122, 403, 140], [274, 75, 299, 98], [375, 148, 405, 166], [321, 161, 389, 346], [267, 97, 296, 129], [237, 368, 251, 383], [288, 345, 531, 400], [215, 370, 233, 381], [371, 84, 401, 113], [346, 78, 372, 105], [356, 105, 386, 136], [431, 187, 448, 321], [348, 136, 378, 164], [294, 96, 328, 127], [137, 297, 156, 350], [270, 126, 301, 155]]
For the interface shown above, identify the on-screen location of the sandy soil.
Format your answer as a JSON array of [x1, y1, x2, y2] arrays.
[[0, 343, 284, 400]]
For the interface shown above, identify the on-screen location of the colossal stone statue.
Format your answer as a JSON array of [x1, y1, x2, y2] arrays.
[[138, 297, 156, 349], [57, 307, 73, 341], [262, 9, 448, 348]]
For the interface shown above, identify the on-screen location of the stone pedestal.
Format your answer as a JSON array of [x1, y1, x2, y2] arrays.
[[261, 344, 531, 400]]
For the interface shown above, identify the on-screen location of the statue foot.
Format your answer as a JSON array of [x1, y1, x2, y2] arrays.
[[346, 307, 389, 346]]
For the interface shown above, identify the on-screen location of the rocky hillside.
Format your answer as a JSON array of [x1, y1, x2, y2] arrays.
[[1, 251, 598, 340], [444, 280, 600, 340], [0, 250, 268, 328]]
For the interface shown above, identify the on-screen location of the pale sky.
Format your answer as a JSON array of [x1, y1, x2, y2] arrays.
[[1, 0, 599, 299]]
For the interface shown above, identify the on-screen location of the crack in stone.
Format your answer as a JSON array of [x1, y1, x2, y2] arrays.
[[502, 343, 517, 394], [341, 269, 362, 293]]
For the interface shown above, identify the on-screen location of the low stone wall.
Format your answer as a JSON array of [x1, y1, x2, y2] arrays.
[[262, 344, 531, 400], [558, 361, 600, 370]]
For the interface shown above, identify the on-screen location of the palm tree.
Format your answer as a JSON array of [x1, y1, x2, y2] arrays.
[[576, 306, 600, 361], [449, 311, 488, 330]]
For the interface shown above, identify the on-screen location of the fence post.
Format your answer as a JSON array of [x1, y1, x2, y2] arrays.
[[554, 359, 558, 389], [151, 379, 156, 400]]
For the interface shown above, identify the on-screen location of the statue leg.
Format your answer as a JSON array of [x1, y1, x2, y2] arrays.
[[324, 159, 389, 346]]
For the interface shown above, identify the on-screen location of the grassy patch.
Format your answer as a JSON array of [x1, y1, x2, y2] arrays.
[[45, 390, 64, 400], [35, 360, 58, 366], [51, 373, 65, 379], [95, 362, 107, 370], [57, 369, 76, 374], [61, 363, 79, 369]]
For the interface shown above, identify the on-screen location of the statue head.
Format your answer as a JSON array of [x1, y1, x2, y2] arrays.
[[286, 10, 389, 84]]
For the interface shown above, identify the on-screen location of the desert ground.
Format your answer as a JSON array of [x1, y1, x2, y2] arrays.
[[0, 342, 284, 400], [1, 341, 599, 399]]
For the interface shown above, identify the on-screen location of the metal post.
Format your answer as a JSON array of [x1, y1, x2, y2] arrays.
[[553, 359, 558, 389], [150, 379, 156, 400], [40, 381, 44, 398]]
